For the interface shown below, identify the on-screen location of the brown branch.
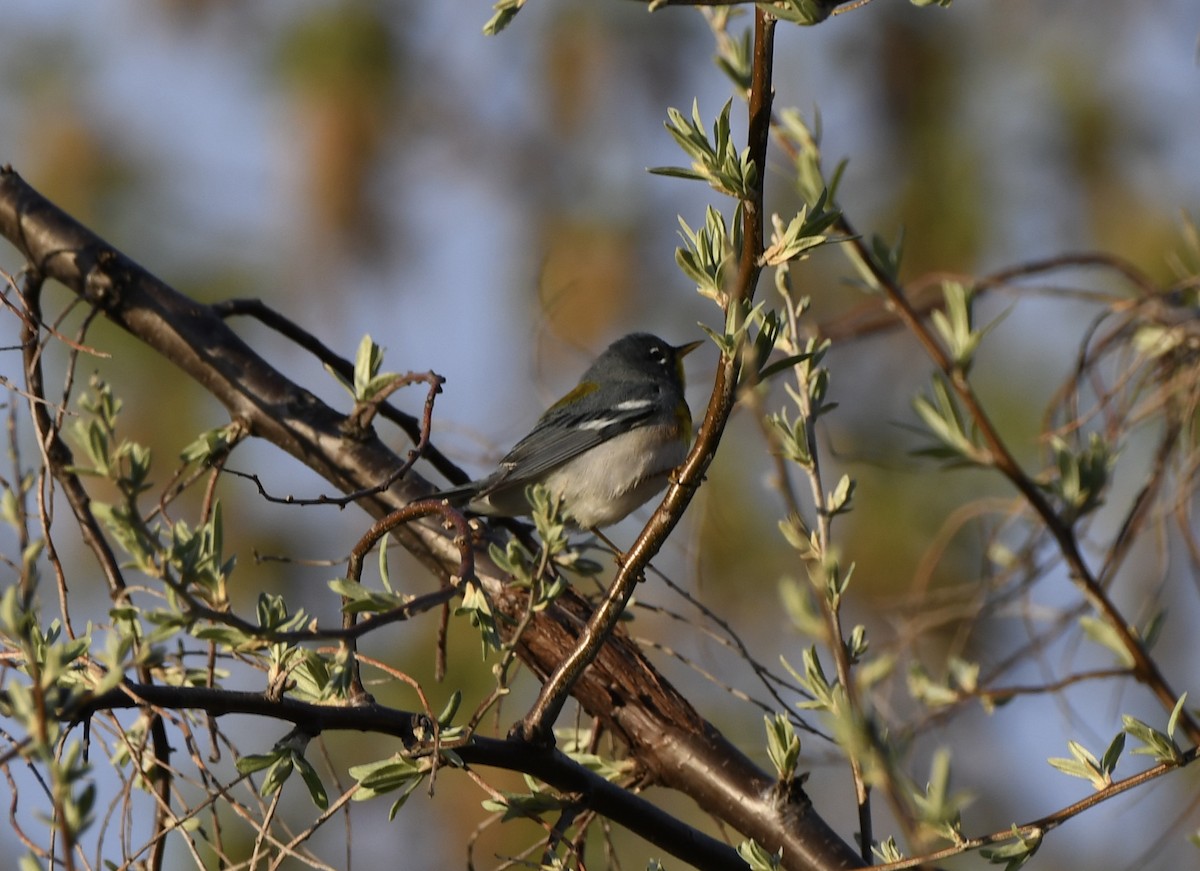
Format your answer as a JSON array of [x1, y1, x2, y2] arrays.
[[834, 210, 1199, 746], [875, 747, 1199, 871], [513, 2, 774, 742], [19, 268, 175, 871], [212, 297, 469, 486]]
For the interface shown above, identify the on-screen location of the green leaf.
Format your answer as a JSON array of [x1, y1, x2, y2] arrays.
[[350, 756, 425, 800], [236, 751, 282, 775], [561, 750, 633, 783], [872, 837, 905, 864], [761, 0, 832, 26], [483, 0, 526, 35], [736, 839, 782, 870], [767, 410, 813, 469], [1078, 616, 1136, 668], [329, 578, 409, 614], [456, 580, 501, 654], [757, 352, 813, 383], [292, 752, 329, 809], [1048, 739, 1116, 790], [378, 532, 393, 592], [481, 789, 567, 822], [760, 196, 841, 267], [1045, 433, 1114, 523], [712, 22, 752, 92], [911, 749, 971, 844], [178, 422, 241, 465], [437, 690, 461, 726], [1122, 715, 1183, 765], [980, 825, 1042, 869], [674, 206, 740, 305], [1167, 692, 1188, 739], [1101, 732, 1126, 777], [785, 646, 837, 711], [929, 280, 1000, 371], [653, 100, 755, 199], [353, 335, 382, 399], [912, 375, 985, 464], [260, 755, 294, 797], [764, 713, 801, 780], [825, 474, 855, 516]]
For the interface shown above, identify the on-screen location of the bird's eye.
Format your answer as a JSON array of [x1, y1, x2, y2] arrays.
[[649, 345, 668, 367]]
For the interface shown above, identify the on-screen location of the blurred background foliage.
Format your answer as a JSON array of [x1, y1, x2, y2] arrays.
[[2, 0, 1199, 868]]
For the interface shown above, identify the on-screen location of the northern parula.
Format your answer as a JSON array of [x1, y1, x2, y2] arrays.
[[437, 332, 701, 529]]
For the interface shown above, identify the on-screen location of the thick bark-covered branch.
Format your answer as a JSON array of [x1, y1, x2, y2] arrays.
[[0, 165, 863, 870]]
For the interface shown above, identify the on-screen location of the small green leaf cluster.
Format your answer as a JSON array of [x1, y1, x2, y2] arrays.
[[765, 345, 832, 474], [758, 296, 852, 593], [1078, 609, 1162, 669], [489, 484, 600, 617], [0, 588, 97, 851], [70, 376, 153, 500], [555, 727, 635, 783], [487, 539, 559, 608], [1123, 693, 1188, 766], [906, 657, 982, 710], [328, 334, 401, 404], [327, 534, 424, 679], [912, 375, 987, 465], [675, 205, 743, 306], [455, 576, 502, 655], [1043, 433, 1114, 524], [871, 836, 905, 864], [787, 648, 836, 709], [481, 776, 572, 820], [979, 825, 1042, 870], [764, 0, 833, 26], [703, 9, 752, 93], [652, 100, 757, 199], [178, 421, 242, 466], [763, 712, 801, 781], [761, 196, 839, 267], [328, 577, 411, 616], [73, 382, 238, 620], [462, 489, 601, 657], [482, 0, 525, 35], [350, 754, 430, 820], [64, 381, 377, 716], [910, 748, 971, 846], [479, 774, 593, 869], [1047, 735, 1125, 790], [736, 838, 783, 870], [237, 732, 328, 809], [1, 614, 83, 728], [774, 110, 838, 209], [70, 382, 256, 663], [772, 110, 911, 297], [929, 281, 1003, 372]]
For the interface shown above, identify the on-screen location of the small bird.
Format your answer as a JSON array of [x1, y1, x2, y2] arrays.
[[437, 332, 701, 529]]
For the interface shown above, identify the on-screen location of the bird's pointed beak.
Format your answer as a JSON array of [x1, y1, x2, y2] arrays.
[[676, 339, 703, 358]]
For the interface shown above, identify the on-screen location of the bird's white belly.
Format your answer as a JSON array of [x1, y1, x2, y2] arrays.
[[543, 424, 686, 528]]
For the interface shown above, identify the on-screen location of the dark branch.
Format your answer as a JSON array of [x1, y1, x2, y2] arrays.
[[69, 681, 745, 871]]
